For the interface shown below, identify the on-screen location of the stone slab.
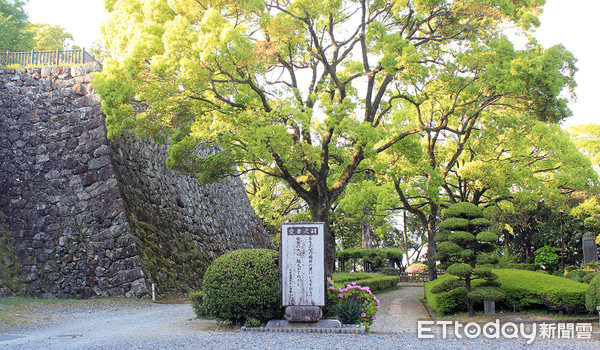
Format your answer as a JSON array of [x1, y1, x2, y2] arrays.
[[285, 305, 322, 322], [243, 319, 363, 334], [265, 319, 342, 329]]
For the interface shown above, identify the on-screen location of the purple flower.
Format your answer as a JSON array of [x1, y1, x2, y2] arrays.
[[337, 294, 343, 298]]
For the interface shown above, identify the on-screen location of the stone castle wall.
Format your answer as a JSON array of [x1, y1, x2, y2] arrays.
[[0, 63, 273, 298]]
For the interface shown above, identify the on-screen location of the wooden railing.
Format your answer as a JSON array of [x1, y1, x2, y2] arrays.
[[399, 270, 445, 283], [0, 48, 97, 67]]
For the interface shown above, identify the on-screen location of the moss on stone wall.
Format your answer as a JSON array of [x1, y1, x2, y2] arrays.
[[0, 213, 22, 296], [129, 212, 211, 298]]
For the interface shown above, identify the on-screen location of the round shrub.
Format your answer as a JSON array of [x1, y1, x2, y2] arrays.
[[439, 218, 470, 231], [476, 231, 498, 243], [431, 278, 465, 294], [442, 202, 484, 219], [448, 231, 476, 244], [202, 249, 283, 325], [585, 274, 600, 312], [470, 218, 492, 227], [446, 263, 473, 278], [468, 286, 505, 302], [583, 272, 600, 284]]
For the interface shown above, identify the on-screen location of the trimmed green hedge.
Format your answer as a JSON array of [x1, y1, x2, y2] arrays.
[[425, 274, 468, 315], [336, 248, 403, 260], [332, 272, 400, 293], [426, 269, 589, 315]]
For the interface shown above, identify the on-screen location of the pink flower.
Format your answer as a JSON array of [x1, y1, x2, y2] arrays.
[[371, 315, 376, 320], [337, 294, 343, 298], [351, 282, 357, 285], [327, 277, 331, 281], [361, 313, 367, 317], [329, 286, 335, 290]]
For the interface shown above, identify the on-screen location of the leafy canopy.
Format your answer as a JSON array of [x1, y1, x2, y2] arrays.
[[96, 0, 561, 272]]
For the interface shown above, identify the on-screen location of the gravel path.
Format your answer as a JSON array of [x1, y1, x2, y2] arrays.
[[370, 285, 428, 333], [1, 288, 599, 349]]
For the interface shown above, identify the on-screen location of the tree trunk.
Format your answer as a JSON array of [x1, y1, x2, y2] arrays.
[[403, 211, 410, 269], [426, 205, 439, 281], [310, 201, 335, 278], [362, 221, 372, 249], [466, 276, 474, 317]]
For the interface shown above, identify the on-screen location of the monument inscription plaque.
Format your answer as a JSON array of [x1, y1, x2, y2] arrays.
[[281, 222, 326, 307]]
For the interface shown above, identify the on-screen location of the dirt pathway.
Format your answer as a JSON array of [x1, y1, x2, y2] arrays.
[[370, 285, 430, 333]]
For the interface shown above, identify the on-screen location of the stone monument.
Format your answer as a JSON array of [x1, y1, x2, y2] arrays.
[[281, 222, 326, 322], [260, 222, 362, 333], [582, 232, 599, 264]]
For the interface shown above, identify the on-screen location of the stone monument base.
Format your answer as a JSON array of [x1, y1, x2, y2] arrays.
[[240, 319, 365, 334], [285, 305, 322, 322]]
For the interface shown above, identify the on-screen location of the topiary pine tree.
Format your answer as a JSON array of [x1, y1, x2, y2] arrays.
[[433, 202, 504, 316]]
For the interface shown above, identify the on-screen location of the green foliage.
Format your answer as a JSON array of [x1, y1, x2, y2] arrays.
[[438, 218, 470, 231], [476, 231, 498, 243], [201, 249, 283, 325], [435, 202, 499, 315], [336, 248, 403, 272], [468, 286, 505, 302], [0, 0, 33, 51], [97, 0, 573, 275], [0, 212, 21, 294], [565, 270, 588, 283], [442, 203, 484, 219], [336, 249, 402, 260], [448, 231, 476, 244], [335, 299, 363, 324], [189, 291, 204, 318], [243, 317, 262, 327], [470, 218, 492, 227], [331, 272, 399, 293], [446, 263, 474, 278], [585, 274, 600, 313], [129, 213, 206, 295], [495, 269, 588, 313], [583, 272, 599, 284], [427, 269, 589, 315], [30, 23, 74, 50], [534, 245, 561, 270], [425, 275, 467, 315], [430, 278, 465, 294]]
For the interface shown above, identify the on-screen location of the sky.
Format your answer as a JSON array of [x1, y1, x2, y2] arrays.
[[24, 0, 599, 128]]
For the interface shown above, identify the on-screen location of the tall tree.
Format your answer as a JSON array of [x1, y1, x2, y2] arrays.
[[380, 39, 579, 278], [0, 0, 33, 51], [96, 0, 554, 273]]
